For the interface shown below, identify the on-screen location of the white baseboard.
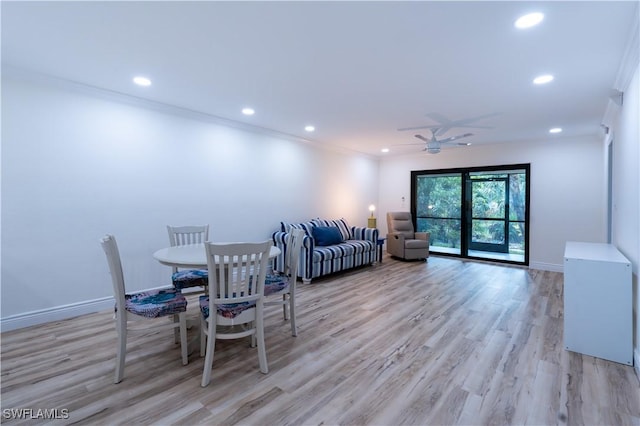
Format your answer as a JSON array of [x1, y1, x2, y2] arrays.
[[529, 261, 563, 272], [1, 297, 114, 332]]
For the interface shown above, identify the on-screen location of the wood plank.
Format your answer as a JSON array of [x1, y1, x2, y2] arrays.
[[2, 256, 639, 425]]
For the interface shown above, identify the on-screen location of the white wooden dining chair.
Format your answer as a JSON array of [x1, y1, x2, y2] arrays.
[[100, 235, 188, 384], [199, 240, 272, 387], [264, 228, 304, 336], [167, 225, 209, 291]]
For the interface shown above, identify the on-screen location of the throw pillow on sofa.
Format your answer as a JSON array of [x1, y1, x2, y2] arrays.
[[312, 226, 343, 246], [312, 218, 352, 240]]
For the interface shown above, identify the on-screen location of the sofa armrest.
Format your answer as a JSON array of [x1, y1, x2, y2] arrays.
[[271, 231, 288, 273], [272, 230, 314, 275], [351, 226, 379, 242]]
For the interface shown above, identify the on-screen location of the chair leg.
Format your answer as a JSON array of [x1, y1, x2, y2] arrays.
[[173, 314, 180, 344], [179, 313, 188, 365], [282, 294, 288, 320], [250, 321, 256, 348], [201, 315, 217, 387], [114, 314, 127, 384], [256, 305, 269, 374], [289, 292, 297, 337], [200, 315, 206, 357]]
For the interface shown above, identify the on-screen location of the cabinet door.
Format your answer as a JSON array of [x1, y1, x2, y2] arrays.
[[564, 257, 632, 365]]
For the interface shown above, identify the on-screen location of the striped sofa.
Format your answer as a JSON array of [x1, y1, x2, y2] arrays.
[[272, 218, 378, 284]]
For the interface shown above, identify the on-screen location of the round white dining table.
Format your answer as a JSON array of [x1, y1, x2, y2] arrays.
[[153, 243, 281, 269]]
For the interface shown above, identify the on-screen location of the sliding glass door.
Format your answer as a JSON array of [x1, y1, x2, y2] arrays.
[[415, 173, 462, 255], [467, 176, 509, 253], [411, 164, 529, 265]]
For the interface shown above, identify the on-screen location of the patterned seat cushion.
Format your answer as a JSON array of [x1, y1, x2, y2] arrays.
[[124, 288, 187, 318], [199, 295, 256, 319], [264, 273, 290, 296], [172, 269, 208, 289]]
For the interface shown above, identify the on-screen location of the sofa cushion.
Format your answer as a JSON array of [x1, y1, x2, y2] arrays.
[[313, 226, 343, 246], [405, 239, 429, 249], [313, 239, 375, 261], [312, 218, 352, 240]]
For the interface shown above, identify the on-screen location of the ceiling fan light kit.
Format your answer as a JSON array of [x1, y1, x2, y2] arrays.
[[413, 128, 474, 155]]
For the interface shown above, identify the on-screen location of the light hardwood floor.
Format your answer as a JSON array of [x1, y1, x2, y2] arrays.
[[2, 256, 639, 425]]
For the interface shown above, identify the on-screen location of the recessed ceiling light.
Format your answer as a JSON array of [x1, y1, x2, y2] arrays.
[[549, 127, 563, 134], [242, 108, 255, 116], [381, 148, 390, 153], [304, 125, 315, 132], [515, 12, 544, 29], [533, 74, 554, 84], [133, 76, 151, 86]]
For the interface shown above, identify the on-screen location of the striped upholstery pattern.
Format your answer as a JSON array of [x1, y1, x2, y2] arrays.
[[273, 219, 378, 283], [280, 221, 315, 236]]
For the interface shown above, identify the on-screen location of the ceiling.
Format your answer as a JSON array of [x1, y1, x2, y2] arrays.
[[2, 1, 637, 157]]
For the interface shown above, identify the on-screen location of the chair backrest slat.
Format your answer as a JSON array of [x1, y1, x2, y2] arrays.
[[167, 225, 209, 247], [205, 241, 272, 304]]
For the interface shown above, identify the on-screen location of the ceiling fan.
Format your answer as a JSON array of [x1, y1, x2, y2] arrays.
[[413, 129, 473, 154], [396, 112, 498, 153], [398, 112, 499, 136]]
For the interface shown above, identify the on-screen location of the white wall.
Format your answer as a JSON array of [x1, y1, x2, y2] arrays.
[[610, 64, 639, 372], [378, 136, 606, 271], [0, 74, 378, 328]]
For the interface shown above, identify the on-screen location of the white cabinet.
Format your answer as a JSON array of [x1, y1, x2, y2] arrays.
[[564, 242, 632, 365]]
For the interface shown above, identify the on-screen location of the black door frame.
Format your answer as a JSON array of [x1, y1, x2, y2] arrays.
[[411, 163, 530, 266], [466, 176, 509, 254]]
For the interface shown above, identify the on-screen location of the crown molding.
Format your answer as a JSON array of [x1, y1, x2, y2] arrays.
[[602, 5, 639, 128], [2, 64, 377, 161], [614, 4, 640, 92]]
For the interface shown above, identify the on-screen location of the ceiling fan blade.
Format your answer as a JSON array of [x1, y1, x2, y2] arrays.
[[404, 112, 500, 136], [439, 132, 473, 144], [414, 134, 430, 143], [452, 112, 501, 126], [434, 124, 492, 137], [425, 112, 453, 125], [397, 124, 442, 132]]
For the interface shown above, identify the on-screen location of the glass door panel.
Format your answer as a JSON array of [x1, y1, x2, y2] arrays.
[[468, 178, 509, 253], [415, 174, 462, 255], [418, 218, 461, 254], [509, 222, 525, 255]]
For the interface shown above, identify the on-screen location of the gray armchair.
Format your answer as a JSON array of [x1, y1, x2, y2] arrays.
[[386, 212, 430, 260]]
